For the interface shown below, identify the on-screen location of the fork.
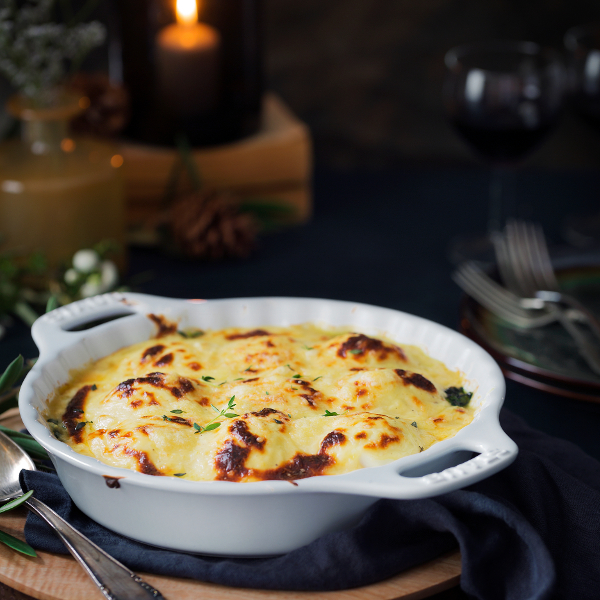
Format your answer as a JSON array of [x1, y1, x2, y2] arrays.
[[452, 262, 561, 329], [492, 220, 600, 374], [493, 220, 600, 339]]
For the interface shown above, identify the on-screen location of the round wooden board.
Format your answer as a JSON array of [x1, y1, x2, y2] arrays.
[[0, 410, 461, 599], [0, 509, 461, 600]]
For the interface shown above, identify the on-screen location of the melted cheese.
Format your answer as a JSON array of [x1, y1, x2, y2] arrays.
[[45, 323, 474, 481]]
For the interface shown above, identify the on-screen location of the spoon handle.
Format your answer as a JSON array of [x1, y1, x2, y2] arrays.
[[25, 496, 166, 600]]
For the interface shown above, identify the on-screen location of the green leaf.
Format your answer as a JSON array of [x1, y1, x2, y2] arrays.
[[444, 386, 473, 407], [0, 355, 24, 394], [228, 396, 236, 407], [411, 421, 418, 428], [170, 409, 184, 414], [202, 376, 215, 382], [45, 295, 58, 313], [0, 490, 34, 514], [292, 374, 301, 379], [203, 422, 220, 432], [323, 410, 339, 417], [178, 329, 204, 338], [174, 473, 186, 477], [0, 529, 37, 557], [313, 376, 323, 382], [193, 423, 202, 433], [349, 349, 363, 355], [224, 413, 239, 418]]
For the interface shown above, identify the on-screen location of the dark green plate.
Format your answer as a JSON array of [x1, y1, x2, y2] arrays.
[[460, 262, 600, 402]]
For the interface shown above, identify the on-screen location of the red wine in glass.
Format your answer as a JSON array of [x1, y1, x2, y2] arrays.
[[451, 119, 555, 162], [444, 41, 565, 261]]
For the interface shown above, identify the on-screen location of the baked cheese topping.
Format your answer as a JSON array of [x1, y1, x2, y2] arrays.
[[45, 321, 474, 482]]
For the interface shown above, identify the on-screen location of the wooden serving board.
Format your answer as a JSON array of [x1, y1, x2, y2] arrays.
[[0, 409, 461, 599]]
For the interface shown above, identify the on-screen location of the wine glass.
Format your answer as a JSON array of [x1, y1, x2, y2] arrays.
[[563, 24, 600, 247], [443, 41, 566, 263]]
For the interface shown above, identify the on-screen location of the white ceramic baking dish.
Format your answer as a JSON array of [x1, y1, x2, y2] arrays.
[[19, 293, 516, 556]]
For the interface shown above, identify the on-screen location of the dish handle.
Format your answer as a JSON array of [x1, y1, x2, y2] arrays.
[[363, 422, 517, 500], [31, 292, 188, 355]]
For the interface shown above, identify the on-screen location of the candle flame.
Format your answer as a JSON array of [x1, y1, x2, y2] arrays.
[[176, 0, 198, 25]]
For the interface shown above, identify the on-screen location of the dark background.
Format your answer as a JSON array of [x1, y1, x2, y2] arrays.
[[3, 0, 600, 170], [264, 0, 600, 170]]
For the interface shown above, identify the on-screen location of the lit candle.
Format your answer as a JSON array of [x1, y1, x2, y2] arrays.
[[155, 0, 221, 117]]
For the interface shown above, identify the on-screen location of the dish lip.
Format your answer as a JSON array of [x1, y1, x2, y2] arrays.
[[19, 293, 509, 497]]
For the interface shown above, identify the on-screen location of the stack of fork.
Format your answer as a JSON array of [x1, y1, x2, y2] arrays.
[[453, 220, 600, 375]]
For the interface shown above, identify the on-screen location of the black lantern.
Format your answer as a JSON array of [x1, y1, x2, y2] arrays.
[[116, 0, 262, 147]]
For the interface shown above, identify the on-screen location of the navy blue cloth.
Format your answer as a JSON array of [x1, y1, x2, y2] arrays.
[[20, 409, 600, 599]]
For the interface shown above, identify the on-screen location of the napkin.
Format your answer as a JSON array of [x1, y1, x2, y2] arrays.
[[20, 410, 600, 600]]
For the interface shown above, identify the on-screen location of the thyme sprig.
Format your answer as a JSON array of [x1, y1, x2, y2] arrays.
[[193, 396, 238, 434]]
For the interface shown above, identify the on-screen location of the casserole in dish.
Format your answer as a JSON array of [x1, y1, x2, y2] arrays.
[[19, 293, 516, 556]]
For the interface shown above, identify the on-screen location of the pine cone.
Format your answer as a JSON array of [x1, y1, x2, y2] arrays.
[[68, 72, 130, 138], [170, 189, 257, 260]]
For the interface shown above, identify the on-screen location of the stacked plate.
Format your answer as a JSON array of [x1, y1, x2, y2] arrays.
[[460, 256, 600, 403]]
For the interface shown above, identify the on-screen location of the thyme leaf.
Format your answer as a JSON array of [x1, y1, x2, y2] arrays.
[[194, 396, 238, 434], [170, 409, 184, 414], [178, 329, 204, 338], [322, 409, 339, 417]]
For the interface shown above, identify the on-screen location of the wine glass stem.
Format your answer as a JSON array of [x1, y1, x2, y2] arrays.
[[488, 166, 515, 235]]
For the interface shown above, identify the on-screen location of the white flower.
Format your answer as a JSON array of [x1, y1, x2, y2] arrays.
[[73, 249, 100, 273], [64, 268, 78, 284], [79, 260, 119, 298]]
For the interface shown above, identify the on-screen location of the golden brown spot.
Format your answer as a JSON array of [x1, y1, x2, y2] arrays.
[[148, 314, 178, 338], [355, 431, 367, 439], [124, 447, 163, 475], [187, 362, 202, 371], [130, 399, 143, 408], [433, 417, 444, 423], [320, 430, 346, 453], [395, 369, 436, 393], [197, 397, 210, 407], [338, 334, 407, 362], [365, 433, 401, 449], [226, 329, 271, 340], [103, 475, 123, 489], [141, 345, 165, 362], [154, 353, 174, 367], [62, 385, 93, 443]]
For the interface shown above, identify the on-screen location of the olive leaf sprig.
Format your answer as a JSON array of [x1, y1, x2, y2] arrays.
[[193, 396, 238, 434], [0, 490, 37, 556]]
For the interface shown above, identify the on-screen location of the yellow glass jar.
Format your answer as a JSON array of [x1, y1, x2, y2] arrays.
[[0, 91, 125, 267]]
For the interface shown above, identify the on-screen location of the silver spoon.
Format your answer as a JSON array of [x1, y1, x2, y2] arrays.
[[0, 431, 165, 600]]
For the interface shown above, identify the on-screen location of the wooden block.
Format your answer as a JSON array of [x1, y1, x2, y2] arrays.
[[120, 94, 313, 230]]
